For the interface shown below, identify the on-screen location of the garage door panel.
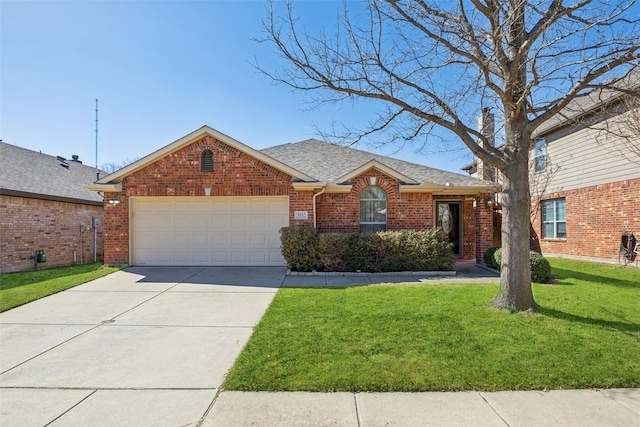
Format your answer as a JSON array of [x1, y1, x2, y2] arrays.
[[230, 234, 247, 246], [211, 234, 228, 245], [131, 197, 288, 266]]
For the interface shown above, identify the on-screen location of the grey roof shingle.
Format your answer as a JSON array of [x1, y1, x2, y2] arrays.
[[0, 142, 103, 204], [261, 139, 493, 187]]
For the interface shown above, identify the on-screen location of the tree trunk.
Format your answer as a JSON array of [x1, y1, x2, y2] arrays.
[[492, 147, 536, 312]]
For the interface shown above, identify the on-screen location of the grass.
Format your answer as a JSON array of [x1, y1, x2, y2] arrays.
[[224, 258, 640, 392], [0, 263, 124, 312]]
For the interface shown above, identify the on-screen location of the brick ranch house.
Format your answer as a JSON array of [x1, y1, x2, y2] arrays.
[[87, 126, 498, 267], [0, 142, 104, 273]]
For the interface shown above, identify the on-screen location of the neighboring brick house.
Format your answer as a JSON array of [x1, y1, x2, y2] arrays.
[[87, 126, 497, 267], [0, 142, 104, 273], [529, 77, 640, 263]]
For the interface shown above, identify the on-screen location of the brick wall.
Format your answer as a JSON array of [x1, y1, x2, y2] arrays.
[[530, 178, 640, 262], [103, 135, 314, 265], [473, 194, 495, 263], [0, 195, 104, 273], [316, 170, 435, 232]]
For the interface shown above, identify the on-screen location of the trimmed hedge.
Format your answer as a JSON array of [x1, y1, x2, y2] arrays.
[[279, 226, 320, 272], [280, 227, 455, 272], [484, 247, 552, 283]]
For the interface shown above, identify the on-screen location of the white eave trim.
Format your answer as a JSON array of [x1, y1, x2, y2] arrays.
[[400, 183, 500, 194], [325, 184, 353, 193], [84, 182, 122, 192], [292, 182, 326, 191]]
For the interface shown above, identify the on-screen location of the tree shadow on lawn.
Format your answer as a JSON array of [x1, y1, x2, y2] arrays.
[[537, 305, 640, 334], [552, 268, 639, 289]]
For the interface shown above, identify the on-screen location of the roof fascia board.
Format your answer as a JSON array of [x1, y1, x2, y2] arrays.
[[400, 184, 499, 194], [96, 126, 315, 184], [1, 189, 104, 206], [84, 183, 123, 192], [292, 182, 326, 191], [325, 184, 353, 193], [333, 160, 418, 185]]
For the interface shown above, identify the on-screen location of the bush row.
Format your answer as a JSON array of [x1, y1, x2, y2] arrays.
[[483, 246, 552, 283], [280, 227, 455, 272]]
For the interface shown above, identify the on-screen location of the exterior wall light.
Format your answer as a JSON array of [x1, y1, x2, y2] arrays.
[[107, 200, 120, 205], [204, 187, 212, 196]]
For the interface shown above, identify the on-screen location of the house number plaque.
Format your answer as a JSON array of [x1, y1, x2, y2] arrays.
[[294, 211, 309, 220]]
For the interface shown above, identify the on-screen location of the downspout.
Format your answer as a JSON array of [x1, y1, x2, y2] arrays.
[[312, 187, 326, 229], [93, 222, 97, 263]]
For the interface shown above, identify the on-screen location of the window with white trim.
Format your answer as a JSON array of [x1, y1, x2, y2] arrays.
[[359, 186, 387, 232], [534, 139, 546, 172], [542, 198, 566, 239]]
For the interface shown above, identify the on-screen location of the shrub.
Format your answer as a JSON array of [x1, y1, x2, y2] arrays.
[[530, 251, 552, 283], [373, 229, 455, 272], [283, 228, 455, 272], [483, 246, 501, 270], [317, 233, 351, 271], [490, 248, 551, 283], [279, 226, 320, 272]]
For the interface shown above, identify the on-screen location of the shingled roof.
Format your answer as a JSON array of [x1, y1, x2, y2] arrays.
[[261, 139, 494, 188], [0, 142, 103, 205]]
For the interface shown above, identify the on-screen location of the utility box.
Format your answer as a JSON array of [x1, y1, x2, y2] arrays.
[[35, 250, 46, 263]]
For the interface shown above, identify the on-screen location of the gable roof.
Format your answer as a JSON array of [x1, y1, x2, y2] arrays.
[[87, 126, 497, 195], [0, 142, 103, 205], [261, 139, 496, 192], [89, 126, 315, 190]]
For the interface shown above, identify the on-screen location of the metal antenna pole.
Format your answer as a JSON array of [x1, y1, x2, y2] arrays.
[[95, 99, 99, 168]]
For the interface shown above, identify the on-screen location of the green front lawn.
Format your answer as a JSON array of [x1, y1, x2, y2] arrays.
[[0, 263, 124, 312], [224, 258, 640, 392]]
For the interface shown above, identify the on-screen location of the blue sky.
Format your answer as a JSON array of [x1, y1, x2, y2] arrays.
[[1, 0, 476, 173]]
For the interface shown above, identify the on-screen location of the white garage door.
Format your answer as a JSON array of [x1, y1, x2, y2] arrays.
[[130, 196, 288, 266]]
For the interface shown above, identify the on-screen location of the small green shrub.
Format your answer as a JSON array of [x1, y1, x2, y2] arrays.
[[494, 248, 502, 269], [530, 251, 552, 283], [483, 247, 501, 269], [491, 248, 551, 283], [279, 226, 320, 272]]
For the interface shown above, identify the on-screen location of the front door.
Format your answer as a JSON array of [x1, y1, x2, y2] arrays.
[[436, 201, 462, 256]]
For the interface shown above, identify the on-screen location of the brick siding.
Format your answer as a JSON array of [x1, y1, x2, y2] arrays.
[[530, 178, 640, 262], [1, 195, 104, 273]]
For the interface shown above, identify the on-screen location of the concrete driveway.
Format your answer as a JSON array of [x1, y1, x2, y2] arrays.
[[0, 266, 286, 426]]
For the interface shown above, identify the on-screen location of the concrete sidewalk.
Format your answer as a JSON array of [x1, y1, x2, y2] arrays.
[[283, 262, 500, 287], [1, 265, 638, 426]]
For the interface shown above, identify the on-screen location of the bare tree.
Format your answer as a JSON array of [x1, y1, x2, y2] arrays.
[[259, 0, 639, 311], [100, 157, 139, 174]]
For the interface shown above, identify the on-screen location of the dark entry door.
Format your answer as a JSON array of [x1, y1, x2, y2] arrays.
[[436, 201, 462, 256]]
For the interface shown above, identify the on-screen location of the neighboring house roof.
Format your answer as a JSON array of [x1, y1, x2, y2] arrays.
[[261, 139, 496, 191], [534, 70, 639, 138], [0, 142, 103, 205], [88, 126, 497, 195]]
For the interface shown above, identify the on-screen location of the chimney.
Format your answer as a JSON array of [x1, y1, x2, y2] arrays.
[[71, 155, 82, 164], [477, 108, 495, 182]]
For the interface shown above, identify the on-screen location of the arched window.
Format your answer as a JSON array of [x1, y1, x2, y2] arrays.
[[359, 186, 387, 232], [201, 150, 213, 172]]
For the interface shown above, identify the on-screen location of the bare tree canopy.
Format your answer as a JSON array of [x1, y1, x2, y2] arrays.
[[260, 0, 639, 311]]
